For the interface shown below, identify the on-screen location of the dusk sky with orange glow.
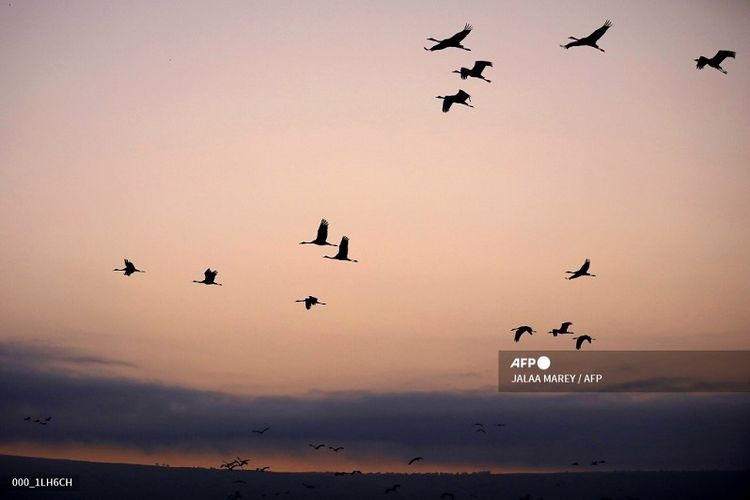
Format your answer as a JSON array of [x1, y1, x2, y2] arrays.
[[1, 1, 749, 472]]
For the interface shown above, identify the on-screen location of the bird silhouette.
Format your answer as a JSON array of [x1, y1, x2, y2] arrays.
[[235, 457, 250, 468], [296, 296, 326, 310], [574, 335, 595, 350], [324, 236, 358, 262], [425, 24, 473, 51], [695, 50, 736, 74], [385, 484, 401, 494], [300, 219, 338, 246], [408, 456, 423, 465], [252, 427, 270, 435], [453, 61, 493, 82], [511, 325, 536, 342], [255, 466, 270, 472], [329, 446, 344, 452], [23, 417, 31, 421], [472, 422, 484, 427], [436, 90, 473, 113], [476, 428, 486, 433], [549, 322, 574, 336], [309, 443, 326, 450], [561, 20, 612, 51], [566, 258, 596, 279], [113, 259, 144, 276], [496, 423, 507, 428], [193, 268, 222, 286], [44, 417, 52, 422], [301, 483, 315, 489]]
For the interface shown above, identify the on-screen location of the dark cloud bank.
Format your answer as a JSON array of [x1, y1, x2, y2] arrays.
[[2, 342, 749, 470]]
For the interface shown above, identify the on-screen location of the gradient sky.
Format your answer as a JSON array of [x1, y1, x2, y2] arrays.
[[1, 0, 749, 470]]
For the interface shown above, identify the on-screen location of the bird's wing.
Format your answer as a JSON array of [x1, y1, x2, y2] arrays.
[[456, 89, 471, 101], [580, 259, 590, 272], [576, 337, 584, 349], [316, 219, 329, 241], [338, 236, 349, 256], [442, 97, 452, 113], [587, 19, 612, 42], [124, 259, 132, 266], [446, 23, 473, 44], [714, 50, 736, 63], [562, 322, 572, 328], [473, 60, 493, 71]]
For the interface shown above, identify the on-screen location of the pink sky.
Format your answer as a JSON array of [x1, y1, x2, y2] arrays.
[[1, 0, 749, 400]]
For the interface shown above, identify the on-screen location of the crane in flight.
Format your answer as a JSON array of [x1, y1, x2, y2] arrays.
[[309, 443, 326, 450], [574, 335, 595, 350], [549, 322, 574, 336], [300, 219, 338, 246], [511, 325, 536, 342], [113, 259, 144, 276], [252, 427, 270, 435], [453, 61, 493, 82], [565, 259, 596, 279], [329, 446, 344, 452], [296, 296, 326, 310], [193, 268, 222, 286], [436, 90, 473, 113], [408, 456, 423, 465], [425, 24, 473, 52], [324, 236, 358, 262], [560, 20, 612, 52], [695, 50, 736, 74]]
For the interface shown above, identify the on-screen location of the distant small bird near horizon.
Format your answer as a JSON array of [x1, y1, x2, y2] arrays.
[[695, 50, 736, 74], [566, 259, 596, 279], [436, 89, 473, 113], [329, 446, 344, 452], [473, 422, 484, 427], [476, 428, 486, 433], [255, 466, 270, 472], [235, 457, 250, 468], [385, 484, 401, 494], [549, 322, 574, 337], [324, 236, 358, 262], [296, 296, 326, 310], [300, 219, 338, 246], [496, 423, 506, 428], [511, 325, 535, 342], [574, 335, 595, 350], [113, 259, 144, 276], [309, 443, 326, 450], [453, 61, 492, 82], [193, 268, 222, 286], [408, 456, 423, 465], [425, 23, 472, 52], [561, 20, 612, 52], [252, 427, 270, 435]]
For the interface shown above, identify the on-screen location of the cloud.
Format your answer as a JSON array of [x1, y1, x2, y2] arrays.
[[1, 342, 749, 470]]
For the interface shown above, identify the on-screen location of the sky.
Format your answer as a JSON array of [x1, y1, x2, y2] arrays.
[[1, 0, 749, 471]]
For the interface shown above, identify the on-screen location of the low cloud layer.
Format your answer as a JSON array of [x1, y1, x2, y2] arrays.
[[2, 342, 749, 470]]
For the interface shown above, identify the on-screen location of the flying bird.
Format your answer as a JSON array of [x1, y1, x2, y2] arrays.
[[235, 457, 250, 467], [408, 456, 423, 465], [453, 61, 493, 82], [252, 427, 270, 435], [385, 484, 401, 494], [309, 443, 326, 450], [296, 296, 326, 310], [300, 219, 338, 246], [193, 268, 222, 286], [255, 466, 270, 472], [436, 89, 473, 113], [476, 428, 487, 433], [695, 50, 736, 74], [44, 417, 52, 422], [329, 446, 344, 452], [472, 423, 484, 427], [425, 23, 473, 52], [511, 325, 536, 342], [324, 236, 358, 262], [24, 417, 31, 421], [549, 322, 574, 336], [561, 20, 612, 52], [566, 259, 596, 279], [574, 335, 595, 350], [113, 259, 144, 276], [301, 483, 316, 489]]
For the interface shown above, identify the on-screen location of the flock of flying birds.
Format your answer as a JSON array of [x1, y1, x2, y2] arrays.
[[427, 20, 736, 112], [80, 16, 739, 499]]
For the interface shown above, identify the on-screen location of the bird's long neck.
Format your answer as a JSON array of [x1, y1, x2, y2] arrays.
[[569, 36, 579, 40], [427, 37, 439, 42]]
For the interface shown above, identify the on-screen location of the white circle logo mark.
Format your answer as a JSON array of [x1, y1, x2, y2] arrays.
[[537, 356, 551, 370]]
